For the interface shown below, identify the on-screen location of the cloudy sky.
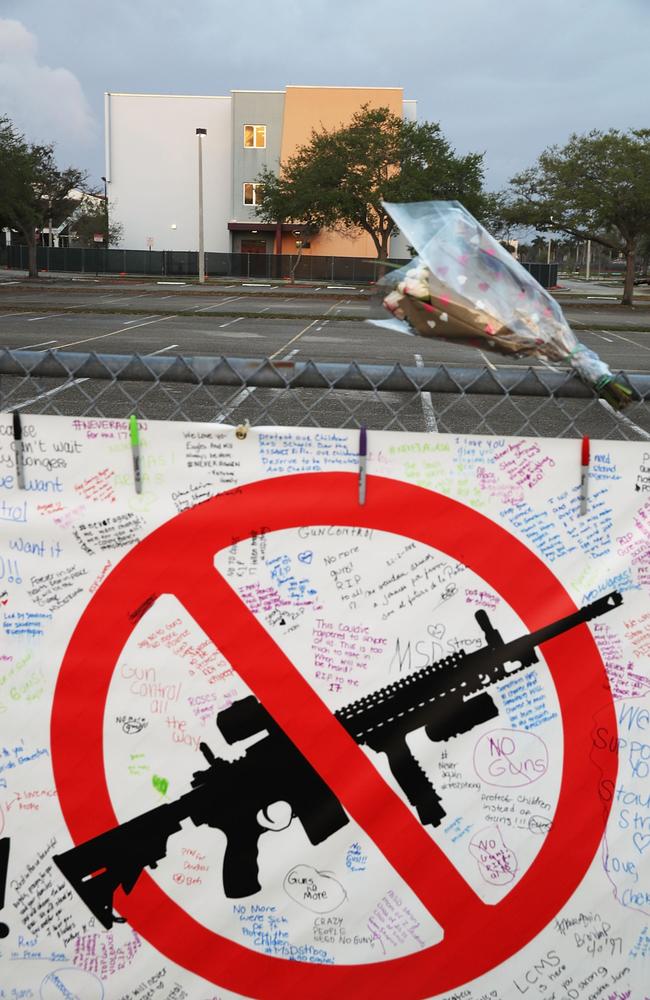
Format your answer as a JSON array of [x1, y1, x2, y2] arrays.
[[1, 0, 648, 193]]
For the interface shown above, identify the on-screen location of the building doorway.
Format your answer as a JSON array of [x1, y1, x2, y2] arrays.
[[240, 239, 267, 254], [239, 238, 269, 277]]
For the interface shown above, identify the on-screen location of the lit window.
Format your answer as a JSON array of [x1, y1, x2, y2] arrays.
[[243, 182, 263, 206], [244, 125, 266, 148]]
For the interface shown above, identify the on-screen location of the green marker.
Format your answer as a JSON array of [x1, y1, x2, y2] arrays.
[[129, 414, 142, 494]]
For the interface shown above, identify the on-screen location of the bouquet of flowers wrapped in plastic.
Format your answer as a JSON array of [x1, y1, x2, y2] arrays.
[[370, 200, 632, 409]]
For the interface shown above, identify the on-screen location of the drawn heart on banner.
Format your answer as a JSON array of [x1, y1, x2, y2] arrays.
[[633, 832, 650, 854]]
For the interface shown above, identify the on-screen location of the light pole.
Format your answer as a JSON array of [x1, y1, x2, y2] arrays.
[[101, 176, 109, 247], [547, 217, 556, 266], [196, 128, 207, 283]]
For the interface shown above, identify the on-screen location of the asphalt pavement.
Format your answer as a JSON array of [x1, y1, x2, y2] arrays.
[[1, 275, 649, 438]]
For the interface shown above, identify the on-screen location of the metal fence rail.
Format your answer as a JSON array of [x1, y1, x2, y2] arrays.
[[1, 349, 649, 440]]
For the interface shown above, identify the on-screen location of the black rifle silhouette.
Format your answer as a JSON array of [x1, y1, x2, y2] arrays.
[[54, 590, 621, 928]]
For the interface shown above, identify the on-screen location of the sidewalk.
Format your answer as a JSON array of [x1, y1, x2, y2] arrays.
[[0, 267, 371, 294]]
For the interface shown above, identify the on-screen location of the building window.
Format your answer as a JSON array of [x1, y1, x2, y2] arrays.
[[244, 125, 266, 148], [243, 182, 263, 206]]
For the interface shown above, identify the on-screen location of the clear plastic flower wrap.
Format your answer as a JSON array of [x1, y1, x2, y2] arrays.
[[369, 200, 632, 409]]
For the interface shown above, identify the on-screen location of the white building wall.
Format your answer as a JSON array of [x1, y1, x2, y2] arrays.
[[402, 99, 417, 122], [389, 98, 419, 259], [105, 93, 232, 252]]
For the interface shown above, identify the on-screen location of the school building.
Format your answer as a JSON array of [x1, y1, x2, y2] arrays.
[[104, 86, 417, 258]]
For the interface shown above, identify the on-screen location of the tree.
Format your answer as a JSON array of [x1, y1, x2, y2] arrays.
[[0, 115, 86, 277], [255, 105, 487, 259], [505, 129, 650, 305], [69, 194, 123, 248]]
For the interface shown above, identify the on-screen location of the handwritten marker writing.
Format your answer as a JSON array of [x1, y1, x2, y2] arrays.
[[580, 436, 590, 516], [12, 411, 25, 490], [129, 414, 142, 494], [358, 426, 367, 505]]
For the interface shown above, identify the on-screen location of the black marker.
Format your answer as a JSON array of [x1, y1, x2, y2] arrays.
[[358, 425, 367, 505], [12, 411, 25, 490]]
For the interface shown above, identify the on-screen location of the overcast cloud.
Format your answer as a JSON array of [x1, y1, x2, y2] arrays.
[[1, 0, 648, 192]]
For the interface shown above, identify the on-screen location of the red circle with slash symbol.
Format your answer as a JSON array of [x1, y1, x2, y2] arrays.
[[51, 472, 617, 999]]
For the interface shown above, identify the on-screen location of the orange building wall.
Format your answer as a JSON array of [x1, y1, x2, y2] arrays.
[[279, 86, 404, 258]]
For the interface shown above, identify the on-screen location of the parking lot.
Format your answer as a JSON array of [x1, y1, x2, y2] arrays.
[[1, 276, 650, 437]]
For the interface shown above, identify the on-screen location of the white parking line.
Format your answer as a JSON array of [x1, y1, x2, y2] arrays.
[[21, 339, 58, 350], [599, 399, 650, 441], [269, 320, 319, 360], [588, 331, 614, 343], [26, 313, 68, 322], [145, 344, 179, 356], [15, 339, 183, 409], [56, 314, 175, 349], [414, 354, 438, 432], [478, 349, 497, 371], [15, 378, 89, 409], [212, 349, 300, 423], [0, 312, 35, 319], [196, 295, 245, 311], [603, 330, 650, 353], [218, 317, 244, 328], [124, 315, 156, 323]]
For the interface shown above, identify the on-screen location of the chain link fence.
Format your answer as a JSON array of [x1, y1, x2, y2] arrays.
[[1, 244, 560, 288], [1, 348, 650, 441]]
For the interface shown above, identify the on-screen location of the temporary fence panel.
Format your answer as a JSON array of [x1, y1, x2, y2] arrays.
[[2, 247, 560, 288]]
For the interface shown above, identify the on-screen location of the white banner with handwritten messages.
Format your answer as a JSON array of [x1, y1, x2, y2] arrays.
[[1, 415, 649, 1000]]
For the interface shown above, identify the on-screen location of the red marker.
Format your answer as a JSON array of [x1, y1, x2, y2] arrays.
[[580, 436, 590, 515]]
